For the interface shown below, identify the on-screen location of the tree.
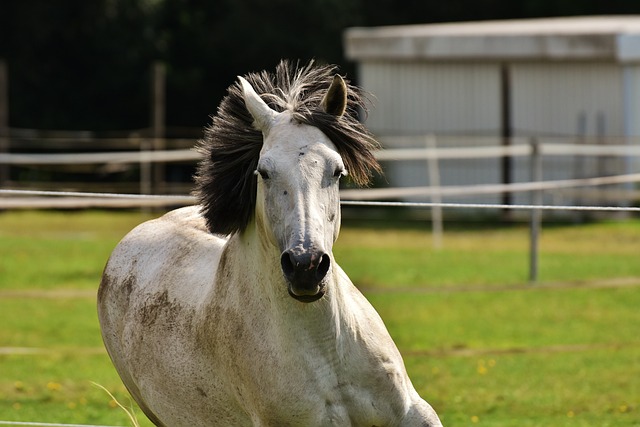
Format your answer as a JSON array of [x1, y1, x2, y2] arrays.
[[2, 0, 640, 130]]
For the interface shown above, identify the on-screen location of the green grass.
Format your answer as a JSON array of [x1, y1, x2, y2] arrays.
[[1, 210, 639, 425], [0, 210, 156, 290], [336, 217, 640, 287], [369, 288, 640, 426], [407, 348, 640, 426], [1, 353, 146, 425]]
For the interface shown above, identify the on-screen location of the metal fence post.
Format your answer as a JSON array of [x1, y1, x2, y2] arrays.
[[529, 138, 542, 283], [426, 135, 443, 249]]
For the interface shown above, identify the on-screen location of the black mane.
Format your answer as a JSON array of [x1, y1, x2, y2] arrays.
[[194, 60, 381, 236]]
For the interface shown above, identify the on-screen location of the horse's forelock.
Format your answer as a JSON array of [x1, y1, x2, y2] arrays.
[[194, 60, 381, 235]]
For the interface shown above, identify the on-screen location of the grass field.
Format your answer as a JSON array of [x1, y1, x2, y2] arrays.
[[1, 209, 639, 426]]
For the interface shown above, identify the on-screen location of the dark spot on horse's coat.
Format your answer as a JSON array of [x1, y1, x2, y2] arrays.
[[299, 152, 305, 156], [123, 275, 136, 299], [140, 291, 167, 327], [97, 273, 111, 303], [196, 387, 208, 397], [139, 290, 182, 329], [283, 191, 288, 195], [98, 272, 136, 308]]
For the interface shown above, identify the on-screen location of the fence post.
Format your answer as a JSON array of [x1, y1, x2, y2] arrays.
[[529, 138, 542, 283], [573, 111, 587, 222], [138, 133, 151, 194], [426, 135, 443, 249], [0, 59, 8, 186], [500, 63, 513, 221], [150, 61, 166, 194]]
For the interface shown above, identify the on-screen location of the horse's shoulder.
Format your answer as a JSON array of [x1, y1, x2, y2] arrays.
[[106, 206, 226, 279], [123, 205, 223, 246], [156, 205, 209, 233]]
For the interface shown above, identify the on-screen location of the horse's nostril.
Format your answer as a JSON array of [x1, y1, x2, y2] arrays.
[[316, 253, 330, 281], [280, 251, 295, 278]]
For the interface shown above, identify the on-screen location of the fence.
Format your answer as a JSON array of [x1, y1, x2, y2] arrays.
[[0, 127, 198, 196], [2, 134, 640, 207], [2, 133, 640, 283]]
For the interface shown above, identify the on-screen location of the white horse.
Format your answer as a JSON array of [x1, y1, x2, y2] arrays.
[[98, 61, 442, 426]]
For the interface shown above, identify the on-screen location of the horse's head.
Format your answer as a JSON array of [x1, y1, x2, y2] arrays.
[[196, 62, 380, 303], [240, 75, 348, 303]]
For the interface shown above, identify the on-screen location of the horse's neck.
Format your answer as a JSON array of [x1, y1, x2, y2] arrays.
[[205, 223, 402, 385], [217, 223, 354, 340]]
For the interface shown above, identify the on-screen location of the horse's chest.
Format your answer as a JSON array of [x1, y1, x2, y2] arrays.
[[223, 329, 398, 425], [247, 377, 392, 426]]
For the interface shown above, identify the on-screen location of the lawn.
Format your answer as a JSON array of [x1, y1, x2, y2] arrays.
[[1, 209, 639, 426]]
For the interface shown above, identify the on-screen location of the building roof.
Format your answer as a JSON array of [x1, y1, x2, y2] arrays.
[[344, 16, 640, 62]]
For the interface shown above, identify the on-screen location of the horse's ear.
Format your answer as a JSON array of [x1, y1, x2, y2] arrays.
[[239, 76, 278, 132], [321, 75, 347, 117]]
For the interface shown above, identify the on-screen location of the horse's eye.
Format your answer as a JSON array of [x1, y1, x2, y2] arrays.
[[333, 167, 346, 179], [254, 169, 270, 180]]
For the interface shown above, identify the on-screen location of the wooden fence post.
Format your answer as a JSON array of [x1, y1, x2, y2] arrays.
[[426, 135, 443, 249], [529, 138, 542, 283], [150, 61, 166, 194], [0, 59, 9, 186], [500, 63, 513, 221]]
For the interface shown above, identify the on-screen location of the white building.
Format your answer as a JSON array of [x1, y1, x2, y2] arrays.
[[344, 16, 640, 208]]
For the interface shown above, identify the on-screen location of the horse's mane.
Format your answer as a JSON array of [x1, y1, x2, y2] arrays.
[[194, 60, 381, 236]]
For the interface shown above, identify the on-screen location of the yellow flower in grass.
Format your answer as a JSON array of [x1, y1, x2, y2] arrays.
[[476, 360, 488, 375], [46, 381, 62, 391], [471, 415, 480, 423]]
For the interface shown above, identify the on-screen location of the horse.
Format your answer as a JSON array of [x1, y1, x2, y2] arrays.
[[98, 60, 443, 426]]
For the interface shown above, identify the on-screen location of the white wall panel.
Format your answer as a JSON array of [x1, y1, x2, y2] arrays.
[[510, 62, 624, 137], [356, 59, 634, 209], [622, 65, 640, 175], [358, 61, 502, 139]]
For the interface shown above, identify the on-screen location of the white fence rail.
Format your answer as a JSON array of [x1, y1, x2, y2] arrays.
[[2, 138, 640, 208], [2, 142, 640, 164], [0, 149, 199, 165]]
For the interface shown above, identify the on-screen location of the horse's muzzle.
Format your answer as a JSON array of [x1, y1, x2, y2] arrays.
[[281, 249, 330, 303]]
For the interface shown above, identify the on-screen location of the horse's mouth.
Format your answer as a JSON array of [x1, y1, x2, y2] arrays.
[[287, 285, 325, 303]]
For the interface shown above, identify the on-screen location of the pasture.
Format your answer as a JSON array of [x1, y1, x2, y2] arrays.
[[0, 209, 639, 426]]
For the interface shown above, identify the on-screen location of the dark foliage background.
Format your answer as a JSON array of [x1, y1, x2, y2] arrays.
[[1, 0, 640, 130]]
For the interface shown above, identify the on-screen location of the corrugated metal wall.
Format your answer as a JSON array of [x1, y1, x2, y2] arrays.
[[510, 62, 623, 136], [357, 59, 633, 209], [358, 61, 501, 137], [623, 64, 640, 175], [358, 61, 505, 204], [510, 62, 626, 206]]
